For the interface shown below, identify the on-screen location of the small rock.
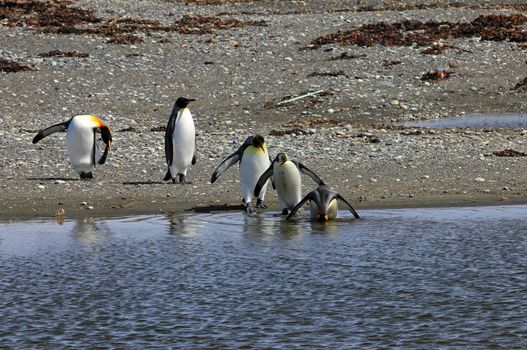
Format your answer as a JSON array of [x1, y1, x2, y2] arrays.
[[38, 185, 45, 189], [391, 99, 400, 106], [475, 177, 485, 182], [54, 180, 66, 184], [87, 206, 94, 210], [81, 201, 87, 206]]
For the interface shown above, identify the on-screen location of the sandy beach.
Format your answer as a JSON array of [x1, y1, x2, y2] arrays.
[[1, 0, 526, 219]]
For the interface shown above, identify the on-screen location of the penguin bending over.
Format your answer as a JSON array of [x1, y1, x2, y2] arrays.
[[286, 184, 360, 223], [211, 135, 271, 213], [254, 153, 324, 215], [164, 97, 197, 184], [32, 114, 112, 179]]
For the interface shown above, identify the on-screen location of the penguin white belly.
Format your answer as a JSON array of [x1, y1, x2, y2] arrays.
[[275, 162, 302, 210], [240, 147, 270, 204], [66, 116, 96, 174], [171, 111, 195, 176], [310, 198, 338, 219]]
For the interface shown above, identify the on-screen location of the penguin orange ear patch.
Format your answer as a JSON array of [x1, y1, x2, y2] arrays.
[[89, 115, 105, 128]]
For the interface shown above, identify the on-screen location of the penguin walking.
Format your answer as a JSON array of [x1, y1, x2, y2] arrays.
[[286, 184, 360, 223], [32, 114, 112, 179], [164, 97, 197, 184], [254, 152, 324, 215], [211, 134, 271, 213]]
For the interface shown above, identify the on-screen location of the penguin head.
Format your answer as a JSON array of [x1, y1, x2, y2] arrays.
[[175, 97, 196, 108], [252, 134, 266, 152], [276, 152, 289, 164], [315, 213, 330, 223]]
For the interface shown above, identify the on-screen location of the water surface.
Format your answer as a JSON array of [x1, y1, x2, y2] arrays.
[[1, 206, 526, 348]]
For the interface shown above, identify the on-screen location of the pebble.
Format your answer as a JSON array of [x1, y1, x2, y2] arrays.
[[475, 177, 485, 182]]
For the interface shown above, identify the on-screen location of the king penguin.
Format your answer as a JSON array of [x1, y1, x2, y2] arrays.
[[164, 97, 197, 184], [254, 153, 324, 215], [32, 114, 112, 179], [211, 134, 271, 213], [286, 184, 360, 223]]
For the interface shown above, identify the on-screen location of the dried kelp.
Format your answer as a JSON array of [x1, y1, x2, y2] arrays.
[[309, 14, 527, 49]]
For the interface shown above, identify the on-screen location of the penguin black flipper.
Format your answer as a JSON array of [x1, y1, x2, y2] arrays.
[[32, 119, 71, 144], [254, 163, 274, 197], [210, 136, 253, 183], [192, 137, 197, 165], [286, 191, 315, 220], [210, 151, 241, 183], [165, 104, 179, 168], [295, 161, 325, 185], [98, 125, 112, 165], [336, 193, 360, 219]]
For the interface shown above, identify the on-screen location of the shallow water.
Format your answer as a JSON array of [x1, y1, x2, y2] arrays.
[[1, 205, 526, 349], [402, 113, 527, 128]]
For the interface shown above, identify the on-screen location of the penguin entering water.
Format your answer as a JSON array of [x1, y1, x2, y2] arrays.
[[254, 152, 324, 215], [32, 114, 112, 179], [286, 184, 360, 223], [163, 97, 197, 184], [211, 134, 271, 213]]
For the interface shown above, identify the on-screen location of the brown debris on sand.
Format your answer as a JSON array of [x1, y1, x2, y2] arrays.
[[493, 149, 527, 157], [421, 69, 454, 81], [511, 77, 527, 91], [309, 14, 527, 49], [172, 15, 266, 35], [421, 43, 472, 55], [1, 1, 266, 44], [307, 71, 347, 78], [38, 50, 89, 58], [0, 0, 100, 28], [0, 58, 33, 73]]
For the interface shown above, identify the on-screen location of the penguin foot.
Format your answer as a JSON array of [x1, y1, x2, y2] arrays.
[[178, 174, 192, 185], [281, 208, 289, 215], [256, 199, 267, 209], [80, 172, 93, 180], [245, 205, 257, 214]]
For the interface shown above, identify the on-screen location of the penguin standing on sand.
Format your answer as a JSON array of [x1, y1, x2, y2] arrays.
[[211, 135, 271, 213], [32, 114, 112, 179], [164, 97, 197, 184], [254, 152, 324, 215], [286, 184, 360, 223]]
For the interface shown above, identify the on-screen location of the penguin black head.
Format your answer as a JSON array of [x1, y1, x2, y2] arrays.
[[276, 152, 288, 164], [252, 134, 265, 151], [175, 97, 196, 108]]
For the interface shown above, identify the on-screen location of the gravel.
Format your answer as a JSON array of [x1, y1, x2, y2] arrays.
[[0, 0, 526, 218]]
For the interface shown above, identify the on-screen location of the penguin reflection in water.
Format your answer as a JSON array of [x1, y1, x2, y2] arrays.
[[211, 135, 271, 213], [254, 152, 324, 215], [164, 97, 197, 184], [32, 115, 112, 179], [286, 184, 360, 223]]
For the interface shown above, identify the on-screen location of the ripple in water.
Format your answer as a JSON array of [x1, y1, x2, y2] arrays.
[[0, 205, 526, 348]]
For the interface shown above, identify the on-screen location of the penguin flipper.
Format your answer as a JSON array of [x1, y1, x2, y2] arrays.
[[254, 164, 274, 197], [336, 193, 360, 219], [165, 105, 179, 166], [32, 119, 70, 144], [296, 162, 325, 185], [286, 191, 314, 220], [97, 126, 112, 165], [192, 137, 197, 165], [210, 152, 240, 183]]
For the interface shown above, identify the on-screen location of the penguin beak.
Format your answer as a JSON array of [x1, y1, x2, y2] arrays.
[[315, 214, 329, 223]]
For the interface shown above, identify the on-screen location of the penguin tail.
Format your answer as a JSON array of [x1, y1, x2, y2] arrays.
[[163, 170, 172, 181]]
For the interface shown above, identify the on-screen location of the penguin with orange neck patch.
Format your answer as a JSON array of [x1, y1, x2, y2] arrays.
[[286, 184, 360, 223], [32, 114, 112, 179], [211, 135, 271, 213]]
